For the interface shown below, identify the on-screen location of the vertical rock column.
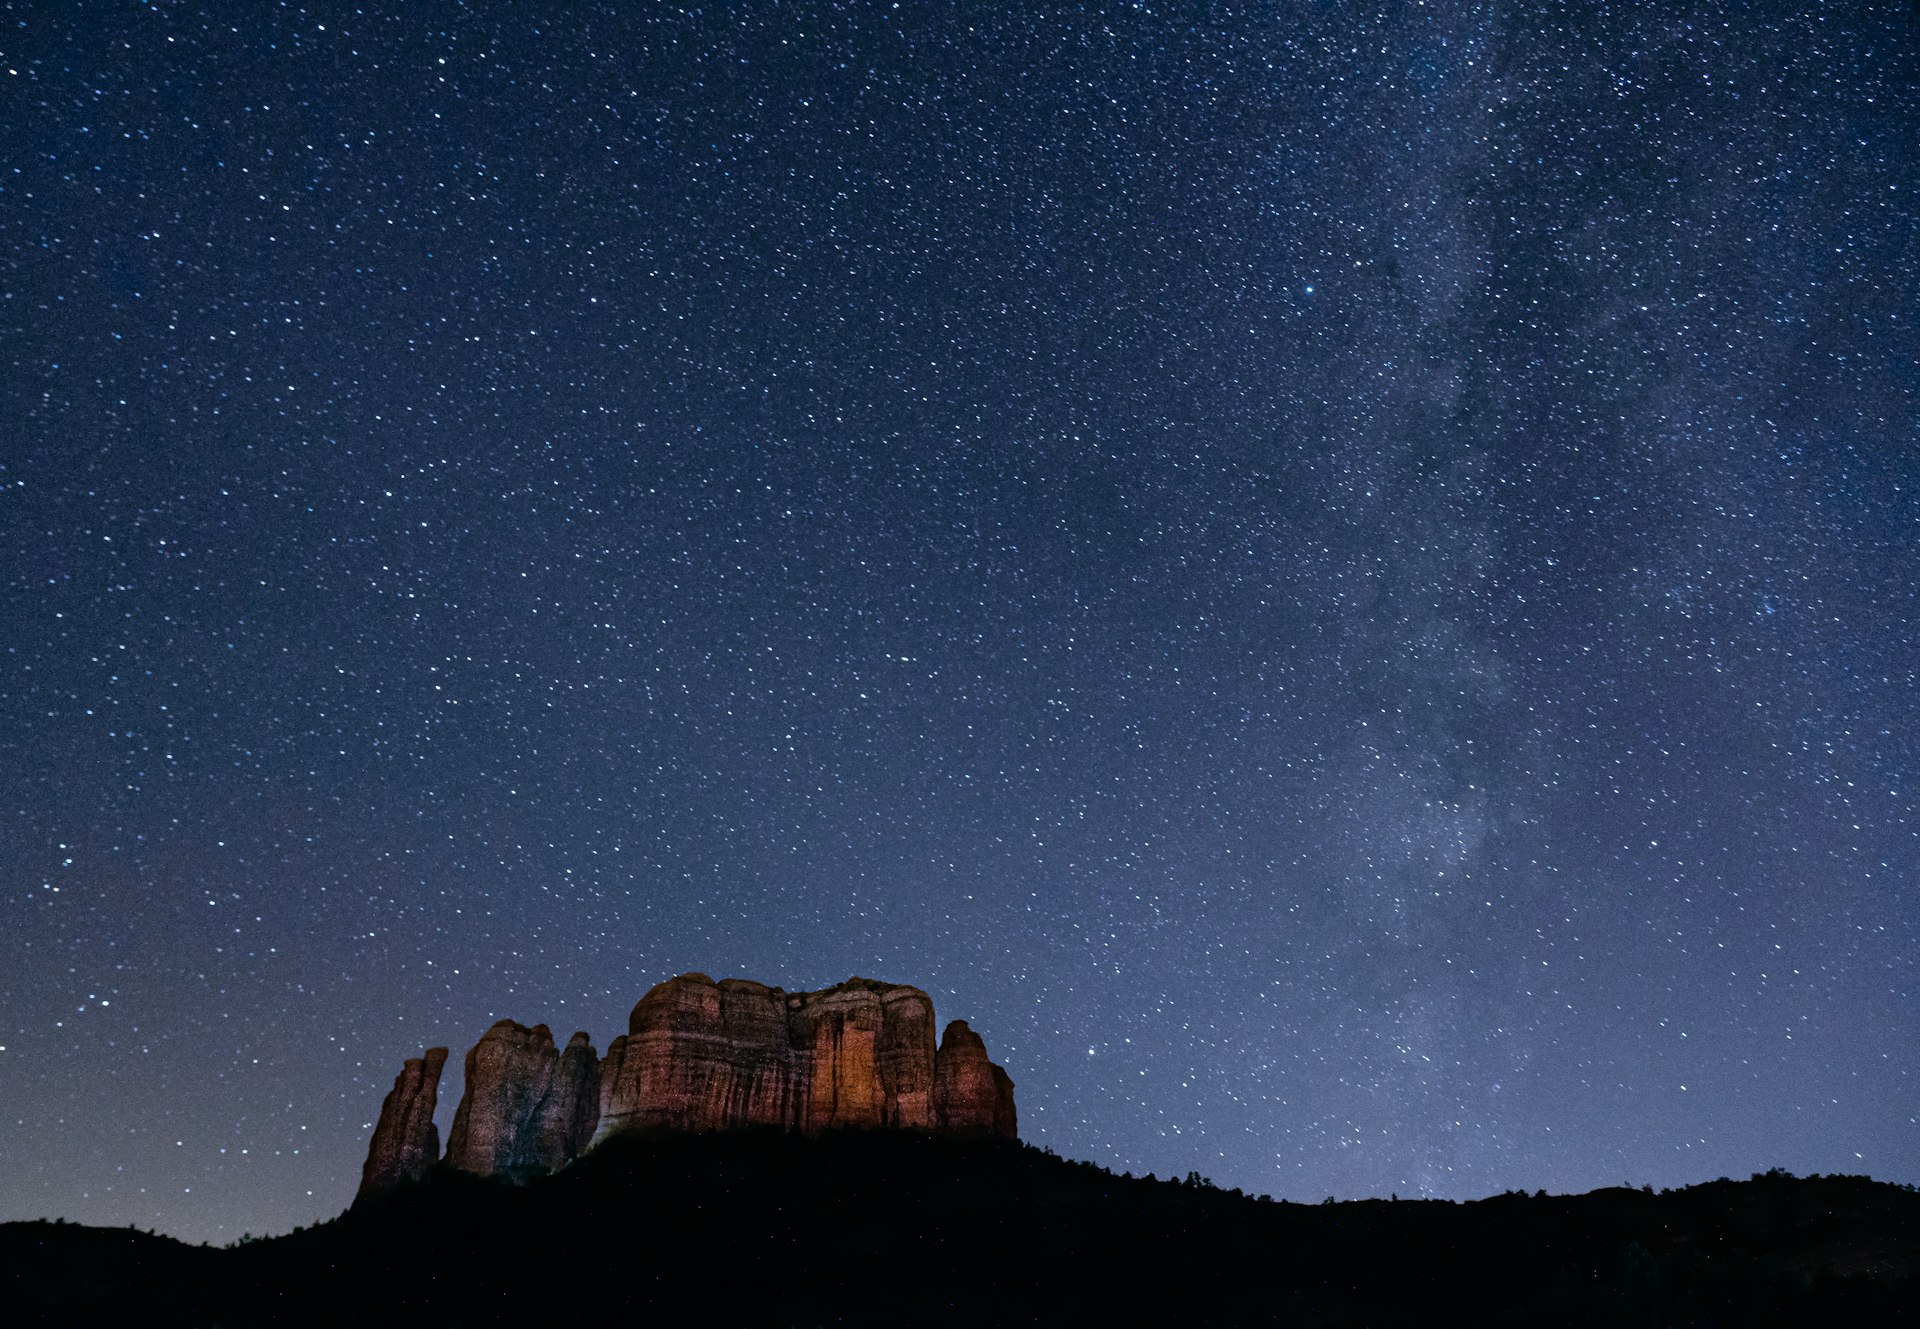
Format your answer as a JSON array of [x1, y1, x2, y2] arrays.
[[357, 1046, 449, 1198], [873, 985, 940, 1128], [447, 1020, 601, 1178], [933, 1020, 1017, 1138], [789, 984, 888, 1130], [525, 1030, 602, 1172]]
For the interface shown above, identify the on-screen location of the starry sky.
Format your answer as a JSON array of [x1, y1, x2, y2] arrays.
[[3, 1, 1915, 1244]]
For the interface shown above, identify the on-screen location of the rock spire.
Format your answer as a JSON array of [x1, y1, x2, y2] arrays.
[[357, 1046, 449, 1199], [444, 1021, 601, 1179]]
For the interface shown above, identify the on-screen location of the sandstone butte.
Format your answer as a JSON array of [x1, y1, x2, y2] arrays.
[[358, 973, 1017, 1199]]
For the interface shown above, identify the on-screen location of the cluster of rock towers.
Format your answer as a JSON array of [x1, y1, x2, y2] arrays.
[[359, 972, 1018, 1197]]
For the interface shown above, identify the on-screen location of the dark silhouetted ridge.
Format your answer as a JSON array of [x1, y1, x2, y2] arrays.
[[3, 1137, 1914, 1326]]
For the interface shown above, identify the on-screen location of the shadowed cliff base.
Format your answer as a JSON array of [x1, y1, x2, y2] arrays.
[[4, 1134, 1915, 1327]]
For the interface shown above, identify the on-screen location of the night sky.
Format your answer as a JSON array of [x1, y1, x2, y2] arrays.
[[3, 1, 1915, 1244]]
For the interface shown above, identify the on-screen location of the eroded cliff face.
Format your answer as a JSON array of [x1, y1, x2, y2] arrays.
[[527, 1031, 602, 1172], [359, 973, 1013, 1195], [445, 1021, 600, 1179], [933, 1020, 1018, 1137], [358, 1046, 449, 1199], [594, 975, 944, 1140]]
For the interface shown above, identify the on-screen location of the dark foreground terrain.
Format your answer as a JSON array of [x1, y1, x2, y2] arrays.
[[3, 1133, 1914, 1326]]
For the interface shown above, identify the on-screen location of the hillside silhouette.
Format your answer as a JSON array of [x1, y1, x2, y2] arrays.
[[3, 1132, 1914, 1326]]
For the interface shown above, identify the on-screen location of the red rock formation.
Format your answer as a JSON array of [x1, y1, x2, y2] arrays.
[[357, 1046, 448, 1199], [595, 975, 789, 1136], [595, 974, 990, 1141], [446, 1021, 600, 1178], [360, 973, 1014, 1191], [790, 980, 938, 1130], [933, 1019, 1018, 1137]]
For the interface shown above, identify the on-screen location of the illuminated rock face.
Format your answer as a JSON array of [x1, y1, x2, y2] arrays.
[[357, 973, 1015, 1194], [933, 1019, 1019, 1138], [358, 1046, 449, 1199], [593, 974, 948, 1139]]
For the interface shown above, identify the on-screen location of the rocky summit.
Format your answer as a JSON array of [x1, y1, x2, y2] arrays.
[[358, 973, 1015, 1197]]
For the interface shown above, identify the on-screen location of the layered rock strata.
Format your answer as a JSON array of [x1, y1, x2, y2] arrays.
[[357, 1046, 449, 1199], [359, 973, 1015, 1195], [594, 974, 944, 1139]]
